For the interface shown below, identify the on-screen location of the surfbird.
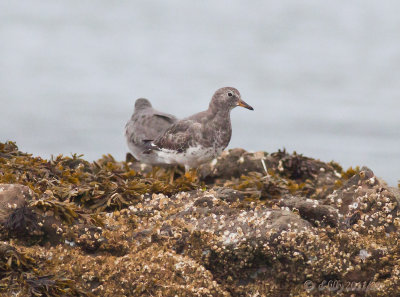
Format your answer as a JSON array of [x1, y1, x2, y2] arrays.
[[125, 98, 178, 165], [144, 87, 253, 171]]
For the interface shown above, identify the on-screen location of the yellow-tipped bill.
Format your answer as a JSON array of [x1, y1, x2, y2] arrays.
[[237, 99, 254, 110]]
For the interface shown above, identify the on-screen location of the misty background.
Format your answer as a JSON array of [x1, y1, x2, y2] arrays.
[[1, 1, 399, 185]]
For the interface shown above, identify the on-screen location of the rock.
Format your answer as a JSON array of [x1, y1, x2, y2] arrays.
[[0, 184, 44, 239], [199, 149, 341, 186], [278, 196, 339, 227], [213, 187, 245, 203], [0, 183, 32, 224], [199, 148, 266, 181], [323, 167, 400, 232], [2, 141, 400, 296], [133, 189, 314, 286]]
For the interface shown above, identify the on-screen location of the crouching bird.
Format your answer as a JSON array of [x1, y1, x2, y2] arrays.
[[143, 87, 254, 177], [125, 98, 177, 166]]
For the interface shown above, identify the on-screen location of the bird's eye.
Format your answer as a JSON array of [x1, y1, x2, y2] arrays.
[[228, 92, 233, 97]]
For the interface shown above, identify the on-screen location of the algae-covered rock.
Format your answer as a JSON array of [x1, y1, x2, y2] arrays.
[[0, 183, 32, 223], [0, 141, 399, 296]]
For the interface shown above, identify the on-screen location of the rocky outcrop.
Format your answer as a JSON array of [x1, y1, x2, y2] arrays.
[[0, 183, 32, 223], [0, 141, 399, 296]]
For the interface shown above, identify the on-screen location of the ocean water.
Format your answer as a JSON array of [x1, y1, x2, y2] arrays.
[[1, 1, 399, 185]]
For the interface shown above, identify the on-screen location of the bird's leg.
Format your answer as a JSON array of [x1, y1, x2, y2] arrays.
[[151, 166, 157, 178], [169, 166, 177, 184], [193, 168, 199, 181], [184, 165, 191, 178]]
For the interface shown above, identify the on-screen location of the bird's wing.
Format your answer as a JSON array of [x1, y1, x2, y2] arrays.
[[125, 116, 145, 145], [152, 110, 177, 124], [151, 119, 201, 153], [126, 108, 178, 145]]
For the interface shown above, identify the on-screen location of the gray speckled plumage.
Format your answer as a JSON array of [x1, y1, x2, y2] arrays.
[[145, 87, 254, 170], [125, 98, 177, 165]]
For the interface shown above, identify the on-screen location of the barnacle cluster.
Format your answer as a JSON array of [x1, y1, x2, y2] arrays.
[[0, 141, 399, 296]]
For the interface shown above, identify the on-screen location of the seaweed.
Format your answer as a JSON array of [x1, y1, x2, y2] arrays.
[[1, 141, 399, 296], [0, 242, 35, 292], [341, 166, 360, 180], [4, 206, 41, 238], [0, 141, 199, 213], [30, 197, 79, 225], [26, 274, 93, 297], [0, 242, 92, 296], [0, 242, 35, 275]]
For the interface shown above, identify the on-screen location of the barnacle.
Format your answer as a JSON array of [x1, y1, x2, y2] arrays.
[[1, 141, 399, 296]]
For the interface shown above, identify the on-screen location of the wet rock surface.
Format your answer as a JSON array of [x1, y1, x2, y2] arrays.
[[0, 141, 399, 296]]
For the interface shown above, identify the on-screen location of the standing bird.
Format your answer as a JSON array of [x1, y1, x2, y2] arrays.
[[144, 87, 254, 172], [125, 98, 177, 165]]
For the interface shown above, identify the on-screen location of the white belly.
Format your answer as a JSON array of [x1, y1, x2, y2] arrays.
[[156, 145, 223, 169]]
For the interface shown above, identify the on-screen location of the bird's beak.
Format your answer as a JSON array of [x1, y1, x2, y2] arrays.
[[237, 99, 254, 110]]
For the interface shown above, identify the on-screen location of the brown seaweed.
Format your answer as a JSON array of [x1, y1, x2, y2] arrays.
[[4, 206, 41, 238], [1, 141, 399, 296]]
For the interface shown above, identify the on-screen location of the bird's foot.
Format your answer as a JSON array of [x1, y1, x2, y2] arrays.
[[151, 166, 158, 178], [184, 168, 198, 182]]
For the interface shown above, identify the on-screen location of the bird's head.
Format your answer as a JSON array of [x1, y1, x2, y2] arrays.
[[134, 98, 152, 110], [209, 87, 254, 112]]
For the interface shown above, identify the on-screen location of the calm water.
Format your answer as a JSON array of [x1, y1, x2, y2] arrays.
[[1, 1, 399, 185]]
